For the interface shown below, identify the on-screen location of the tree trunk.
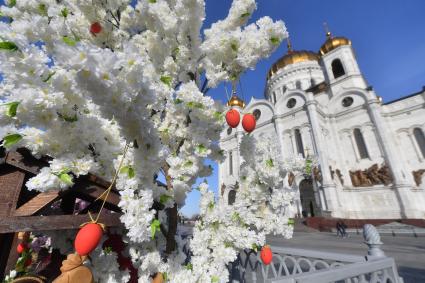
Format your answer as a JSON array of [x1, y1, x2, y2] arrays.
[[163, 164, 178, 254]]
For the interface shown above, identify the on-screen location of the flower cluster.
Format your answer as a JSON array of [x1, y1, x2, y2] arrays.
[[0, 0, 294, 281]]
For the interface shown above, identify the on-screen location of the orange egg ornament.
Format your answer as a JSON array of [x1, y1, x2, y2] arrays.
[[74, 223, 103, 256], [242, 113, 256, 133], [260, 245, 273, 265], [225, 109, 241, 128]]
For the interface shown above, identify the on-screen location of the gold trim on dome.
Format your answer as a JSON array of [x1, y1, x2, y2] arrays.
[[227, 95, 245, 108], [319, 36, 351, 55], [267, 51, 320, 80]]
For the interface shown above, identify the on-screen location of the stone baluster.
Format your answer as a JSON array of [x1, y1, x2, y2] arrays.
[[363, 224, 385, 260]]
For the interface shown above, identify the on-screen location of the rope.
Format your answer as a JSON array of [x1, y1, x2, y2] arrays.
[[238, 79, 245, 101], [87, 141, 130, 224]]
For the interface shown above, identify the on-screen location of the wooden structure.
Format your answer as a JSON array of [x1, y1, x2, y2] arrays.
[[0, 147, 123, 280]]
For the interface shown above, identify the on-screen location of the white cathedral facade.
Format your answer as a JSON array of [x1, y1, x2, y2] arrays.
[[218, 32, 425, 219]]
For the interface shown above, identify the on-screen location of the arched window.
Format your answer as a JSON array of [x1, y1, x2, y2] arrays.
[[413, 128, 425, 158], [296, 81, 302, 89], [354, 128, 369, 159], [229, 151, 233, 175], [331, 59, 345, 79], [228, 190, 236, 205], [295, 129, 305, 158]]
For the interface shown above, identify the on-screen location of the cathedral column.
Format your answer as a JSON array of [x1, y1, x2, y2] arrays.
[[367, 98, 417, 218], [305, 93, 339, 214], [367, 99, 409, 186]]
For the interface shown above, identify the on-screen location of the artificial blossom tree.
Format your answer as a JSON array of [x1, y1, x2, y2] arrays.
[[0, 0, 306, 282]]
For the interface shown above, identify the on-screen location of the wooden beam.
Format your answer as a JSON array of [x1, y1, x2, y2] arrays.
[[73, 178, 121, 209], [4, 149, 47, 175], [0, 213, 122, 233], [0, 168, 26, 217], [4, 233, 20, 277], [13, 190, 61, 217]]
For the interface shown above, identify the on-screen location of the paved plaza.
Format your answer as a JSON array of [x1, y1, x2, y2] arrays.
[[266, 231, 425, 283]]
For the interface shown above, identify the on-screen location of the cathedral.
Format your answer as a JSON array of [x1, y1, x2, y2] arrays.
[[218, 30, 425, 219]]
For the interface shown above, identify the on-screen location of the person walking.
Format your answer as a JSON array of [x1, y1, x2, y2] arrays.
[[336, 221, 342, 237], [341, 221, 348, 238]]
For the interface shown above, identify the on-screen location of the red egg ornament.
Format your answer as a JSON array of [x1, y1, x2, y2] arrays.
[[260, 245, 273, 265], [90, 22, 102, 34], [74, 223, 104, 256], [225, 109, 241, 128], [242, 113, 256, 133], [16, 243, 26, 254]]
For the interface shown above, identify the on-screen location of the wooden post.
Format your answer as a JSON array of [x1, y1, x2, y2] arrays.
[[0, 233, 14, 279]]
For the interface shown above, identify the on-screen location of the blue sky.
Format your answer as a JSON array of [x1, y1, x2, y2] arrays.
[[1, 1, 425, 216]]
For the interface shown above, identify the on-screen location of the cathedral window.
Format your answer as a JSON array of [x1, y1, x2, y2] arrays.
[[342, 96, 354, 107], [228, 190, 236, 205], [295, 129, 305, 158], [253, 109, 261, 121], [413, 128, 425, 158], [229, 151, 233, 175], [296, 81, 302, 89], [331, 59, 345, 79], [354, 128, 369, 159], [287, 98, 296, 108]]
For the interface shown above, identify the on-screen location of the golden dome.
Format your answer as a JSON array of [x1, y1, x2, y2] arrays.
[[267, 51, 320, 80], [227, 95, 245, 108], [319, 36, 351, 55]]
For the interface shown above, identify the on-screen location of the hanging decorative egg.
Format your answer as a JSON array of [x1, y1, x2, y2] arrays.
[[260, 245, 273, 265], [242, 113, 256, 133], [90, 22, 102, 34], [225, 109, 241, 128], [74, 223, 103, 256], [16, 243, 27, 254], [152, 272, 164, 283]]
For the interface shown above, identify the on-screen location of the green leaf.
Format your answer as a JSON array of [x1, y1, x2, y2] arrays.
[[184, 160, 193, 167], [2, 101, 20, 117], [150, 219, 161, 239], [0, 41, 19, 51], [251, 243, 260, 252], [288, 219, 295, 226], [38, 4, 48, 16], [160, 76, 172, 87], [211, 276, 219, 283], [104, 246, 113, 254], [266, 158, 274, 168], [187, 101, 204, 109], [58, 172, 73, 185], [185, 263, 193, 270], [58, 112, 78, 122], [208, 202, 214, 209], [213, 111, 223, 120], [42, 71, 56, 82], [212, 221, 219, 230], [163, 272, 168, 281], [230, 42, 238, 52], [270, 37, 281, 45], [2, 133, 22, 148], [62, 36, 76, 46], [224, 241, 234, 248], [61, 8, 69, 18], [148, 0, 156, 3], [8, 0, 16, 8], [120, 165, 135, 178], [240, 12, 250, 18], [159, 194, 172, 205], [196, 144, 208, 154], [174, 98, 183, 104]]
